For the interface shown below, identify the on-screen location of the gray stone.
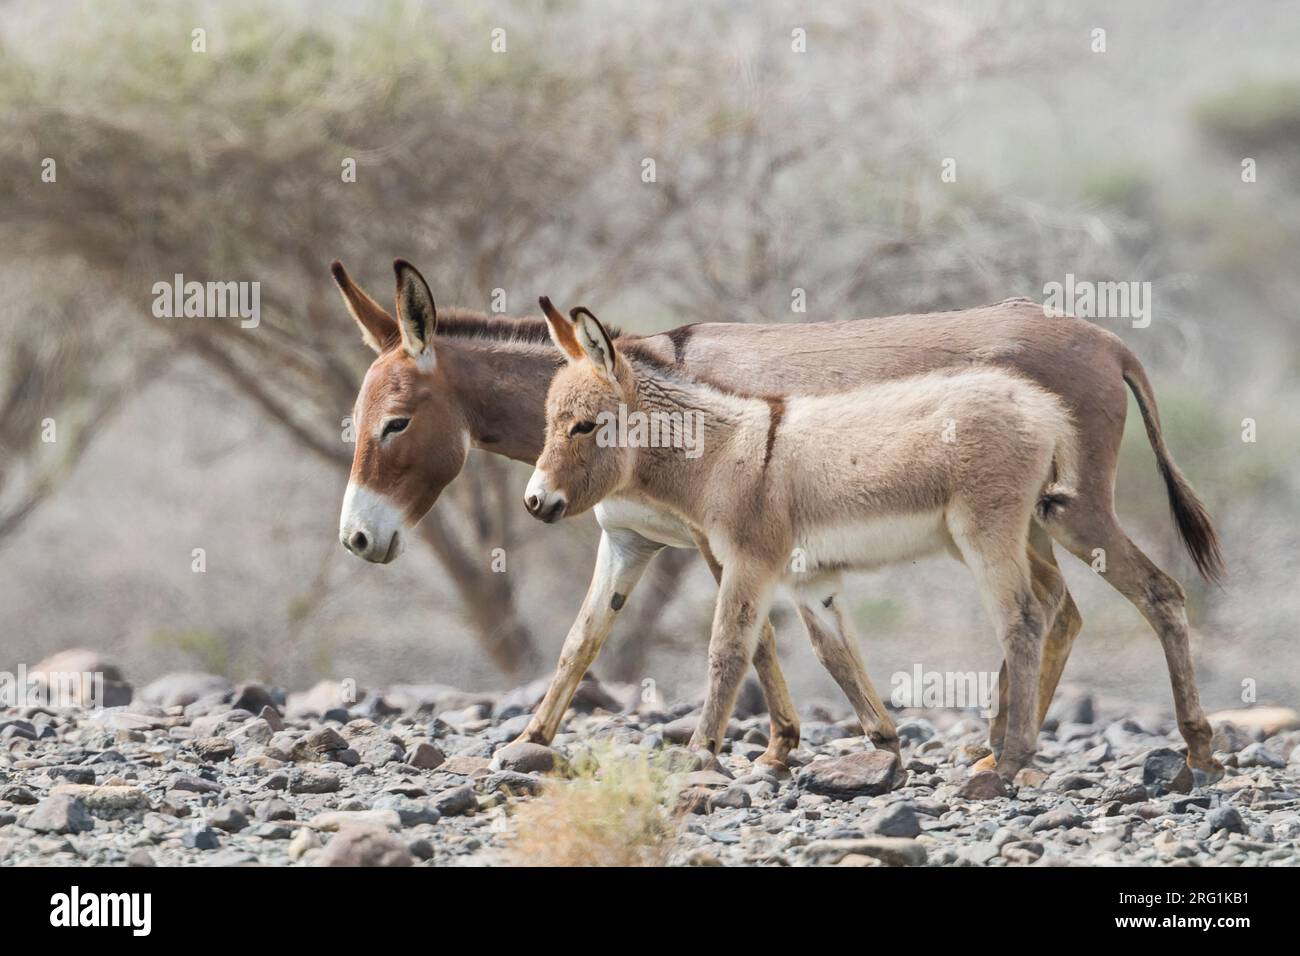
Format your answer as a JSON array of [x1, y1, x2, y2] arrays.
[[0, 785, 38, 805], [1206, 806, 1246, 835], [662, 716, 698, 745], [316, 826, 414, 867], [805, 836, 926, 867], [49, 784, 149, 813], [182, 825, 221, 850], [408, 741, 446, 770], [798, 751, 900, 799], [193, 737, 236, 762], [1237, 743, 1285, 769], [491, 741, 560, 774], [310, 809, 402, 831], [373, 795, 442, 826], [356, 737, 405, 767], [433, 785, 477, 817], [1142, 748, 1193, 794], [293, 727, 348, 761], [257, 798, 295, 821], [23, 794, 93, 835], [1030, 801, 1083, 832], [1001, 840, 1044, 864], [708, 786, 752, 811], [169, 774, 222, 795], [210, 805, 249, 832], [250, 823, 294, 840], [289, 769, 340, 794], [958, 770, 1008, 801], [865, 802, 922, 838]]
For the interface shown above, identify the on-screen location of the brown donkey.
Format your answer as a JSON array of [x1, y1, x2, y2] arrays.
[[527, 305, 1220, 781], [333, 259, 1223, 779]]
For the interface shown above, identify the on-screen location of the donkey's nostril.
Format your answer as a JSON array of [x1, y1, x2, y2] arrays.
[[525, 494, 539, 513], [350, 531, 368, 553]]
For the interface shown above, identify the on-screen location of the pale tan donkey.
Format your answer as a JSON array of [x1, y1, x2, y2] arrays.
[[525, 304, 1190, 782], [333, 259, 1224, 781]]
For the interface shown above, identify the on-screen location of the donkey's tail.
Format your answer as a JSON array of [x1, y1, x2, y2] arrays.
[[1122, 355, 1224, 584]]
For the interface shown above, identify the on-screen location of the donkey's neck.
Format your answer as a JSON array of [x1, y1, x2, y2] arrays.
[[625, 364, 761, 519], [438, 338, 560, 464]]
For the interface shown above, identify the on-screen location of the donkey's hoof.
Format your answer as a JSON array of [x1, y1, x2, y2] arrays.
[[753, 753, 793, 779], [970, 752, 998, 774], [1191, 760, 1225, 789]]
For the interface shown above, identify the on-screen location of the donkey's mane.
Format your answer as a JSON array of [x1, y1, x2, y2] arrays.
[[434, 307, 622, 347], [620, 336, 779, 405]]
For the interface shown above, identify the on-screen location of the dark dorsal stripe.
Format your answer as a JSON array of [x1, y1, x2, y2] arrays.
[[666, 324, 696, 363], [432, 308, 621, 347], [763, 396, 785, 469]]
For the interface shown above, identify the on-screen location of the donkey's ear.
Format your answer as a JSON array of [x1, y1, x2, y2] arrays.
[[393, 258, 437, 362], [330, 260, 398, 353], [539, 296, 583, 361], [570, 307, 619, 383]]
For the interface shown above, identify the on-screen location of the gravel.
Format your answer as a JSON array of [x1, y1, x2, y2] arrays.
[[2, 673, 1298, 867]]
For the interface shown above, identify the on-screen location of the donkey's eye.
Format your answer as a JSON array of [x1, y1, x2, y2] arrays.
[[382, 418, 410, 438], [569, 420, 597, 437]]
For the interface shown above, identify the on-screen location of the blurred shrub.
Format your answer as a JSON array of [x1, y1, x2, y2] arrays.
[[506, 747, 680, 866]]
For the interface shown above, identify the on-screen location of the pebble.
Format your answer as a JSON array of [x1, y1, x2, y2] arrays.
[[315, 826, 414, 867], [1142, 748, 1194, 794], [958, 770, 1007, 800], [798, 750, 900, 798], [22, 794, 94, 834], [289, 769, 340, 794], [408, 741, 446, 770], [3, 669, 1298, 868], [865, 802, 921, 838], [309, 810, 402, 831], [490, 741, 560, 775]]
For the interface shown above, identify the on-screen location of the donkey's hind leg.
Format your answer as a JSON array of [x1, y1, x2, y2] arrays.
[[794, 577, 901, 762], [952, 523, 1048, 782], [987, 523, 1075, 758], [1054, 513, 1221, 782]]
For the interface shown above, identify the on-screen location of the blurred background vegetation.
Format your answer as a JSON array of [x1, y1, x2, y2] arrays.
[[1, 0, 1297, 714]]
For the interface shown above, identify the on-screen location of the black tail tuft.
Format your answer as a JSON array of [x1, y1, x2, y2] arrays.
[[1124, 368, 1225, 585]]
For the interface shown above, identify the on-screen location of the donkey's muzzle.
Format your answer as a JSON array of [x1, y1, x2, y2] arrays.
[[340, 528, 402, 563], [524, 493, 566, 523]]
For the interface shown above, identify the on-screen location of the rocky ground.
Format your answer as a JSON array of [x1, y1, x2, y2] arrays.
[[2, 658, 1298, 867]]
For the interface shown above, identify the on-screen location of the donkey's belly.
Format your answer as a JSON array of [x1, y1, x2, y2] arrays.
[[594, 496, 698, 549], [793, 510, 950, 573]]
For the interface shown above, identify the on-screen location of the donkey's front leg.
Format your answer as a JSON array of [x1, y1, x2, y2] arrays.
[[691, 531, 800, 768], [689, 566, 776, 756], [515, 529, 663, 746]]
